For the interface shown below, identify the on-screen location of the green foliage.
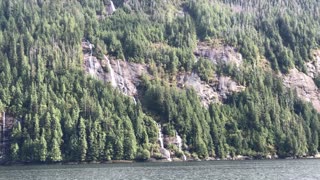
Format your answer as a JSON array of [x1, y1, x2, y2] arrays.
[[50, 139, 62, 162], [187, 0, 320, 73], [135, 148, 150, 161], [79, 118, 88, 161], [10, 143, 19, 161], [194, 57, 215, 82], [39, 132, 47, 162], [2, 0, 320, 163]]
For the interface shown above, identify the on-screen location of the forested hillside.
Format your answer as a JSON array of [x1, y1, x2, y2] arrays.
[[0, 0, 320, 163]]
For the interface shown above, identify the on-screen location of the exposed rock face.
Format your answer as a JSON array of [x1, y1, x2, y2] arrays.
[[218, 76, 245, 97], [82, 41, 245, 107], [110, 59, 149, 96], [183, 42, 245, 106], [107, 0, 116, 15], [306, 50, 320, 78], [195, 42, 243, 68], [159, 148, 171, 161], [157, 124, 172, 161], [176, 73, 245, 107], [82, 42, 149, 97], [282, 50, 320, 112], [234, 155, 252, 160], [83, 51, 105, 80], [283, 68, 320, 112], [162, 132, 187, 161], [177, 73, 220, 105]]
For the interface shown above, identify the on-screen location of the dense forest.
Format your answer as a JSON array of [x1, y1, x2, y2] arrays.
[[0, 0, 320, 163]]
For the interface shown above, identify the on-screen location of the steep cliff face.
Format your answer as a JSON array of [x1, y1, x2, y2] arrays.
[[106, 58, 150, 96], [283, 68, 320, 112], [176, 73, 245, 107], [83, 41, 245, 107], [83, 41, 320, 113], [195, 41, 243, 68], [282, 51, 320, 112], [82, 41, 150, 97], [187, 42, 245, 106], [306, 50, 320, 78]]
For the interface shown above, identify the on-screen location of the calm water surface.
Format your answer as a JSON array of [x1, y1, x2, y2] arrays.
[[0, 159, 320, 180]]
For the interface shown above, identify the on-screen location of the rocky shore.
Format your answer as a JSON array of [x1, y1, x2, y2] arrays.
[[2, 153, 320, 166]]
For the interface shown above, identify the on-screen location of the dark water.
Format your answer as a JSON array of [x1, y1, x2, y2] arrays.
[[0, 159, 320, 180]]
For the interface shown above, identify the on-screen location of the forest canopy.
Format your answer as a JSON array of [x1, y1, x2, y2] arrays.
[[0, 0, 319, 162]]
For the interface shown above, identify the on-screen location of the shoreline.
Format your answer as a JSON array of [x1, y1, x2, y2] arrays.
[[1, 155, 320, 166]]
